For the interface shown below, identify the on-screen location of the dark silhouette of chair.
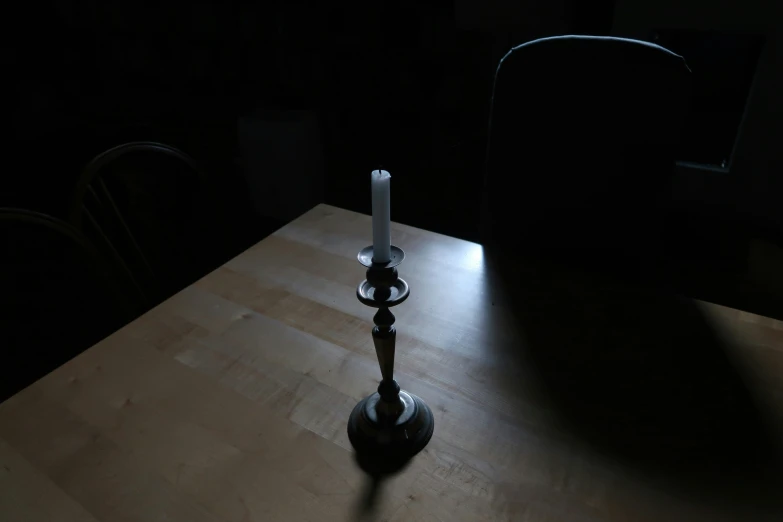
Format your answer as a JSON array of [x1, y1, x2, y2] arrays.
[[483, 35, 691, 276], [70, 142, 226, 305], [0, 209, 141, 400]]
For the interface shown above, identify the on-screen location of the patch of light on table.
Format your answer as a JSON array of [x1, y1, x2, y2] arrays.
[[463, 244, 484, 271], [451, 243, 484, 271]]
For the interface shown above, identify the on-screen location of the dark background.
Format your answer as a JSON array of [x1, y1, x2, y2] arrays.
[[4, 0, 782, 308]]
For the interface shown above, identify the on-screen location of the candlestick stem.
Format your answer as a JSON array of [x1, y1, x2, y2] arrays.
[[373, 310, 394, 379], [372, 309, 405, 417]]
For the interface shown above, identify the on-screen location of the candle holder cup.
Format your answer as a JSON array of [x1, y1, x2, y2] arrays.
[[348, 246, 434, 459]]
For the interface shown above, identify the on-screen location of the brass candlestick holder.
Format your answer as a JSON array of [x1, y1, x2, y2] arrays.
[[347, 245, 434, 458]]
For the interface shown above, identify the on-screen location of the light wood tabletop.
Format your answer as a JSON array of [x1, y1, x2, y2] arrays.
[[2, 204, 782, 521]]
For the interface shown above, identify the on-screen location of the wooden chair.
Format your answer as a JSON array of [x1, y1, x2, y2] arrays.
[[0, 208, 142, 400], [70, 141, 223, 305], [482, 36, 692, 276]]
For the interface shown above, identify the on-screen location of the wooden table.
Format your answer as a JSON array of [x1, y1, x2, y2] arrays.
[[2, 204, 782, 521]]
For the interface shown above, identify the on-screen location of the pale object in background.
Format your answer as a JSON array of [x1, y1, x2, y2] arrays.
[[237, 110, 325, 224]]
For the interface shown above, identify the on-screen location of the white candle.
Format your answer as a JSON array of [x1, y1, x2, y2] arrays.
[[371, 169, 392, 263]]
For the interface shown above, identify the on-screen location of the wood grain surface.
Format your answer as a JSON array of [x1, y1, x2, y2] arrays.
[[2, 204, 782, 521]]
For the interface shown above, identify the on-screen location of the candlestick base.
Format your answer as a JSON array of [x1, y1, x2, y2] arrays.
[[348, 390, 434, 459]]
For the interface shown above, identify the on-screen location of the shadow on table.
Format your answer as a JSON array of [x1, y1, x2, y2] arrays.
[[351, 451, 413, 521], [488, 253, 783, 512]]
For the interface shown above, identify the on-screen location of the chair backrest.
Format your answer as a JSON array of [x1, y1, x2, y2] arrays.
[[483, 36, 691, 265], [0, 208, 141, 400], [70, 142, 215, 304]]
